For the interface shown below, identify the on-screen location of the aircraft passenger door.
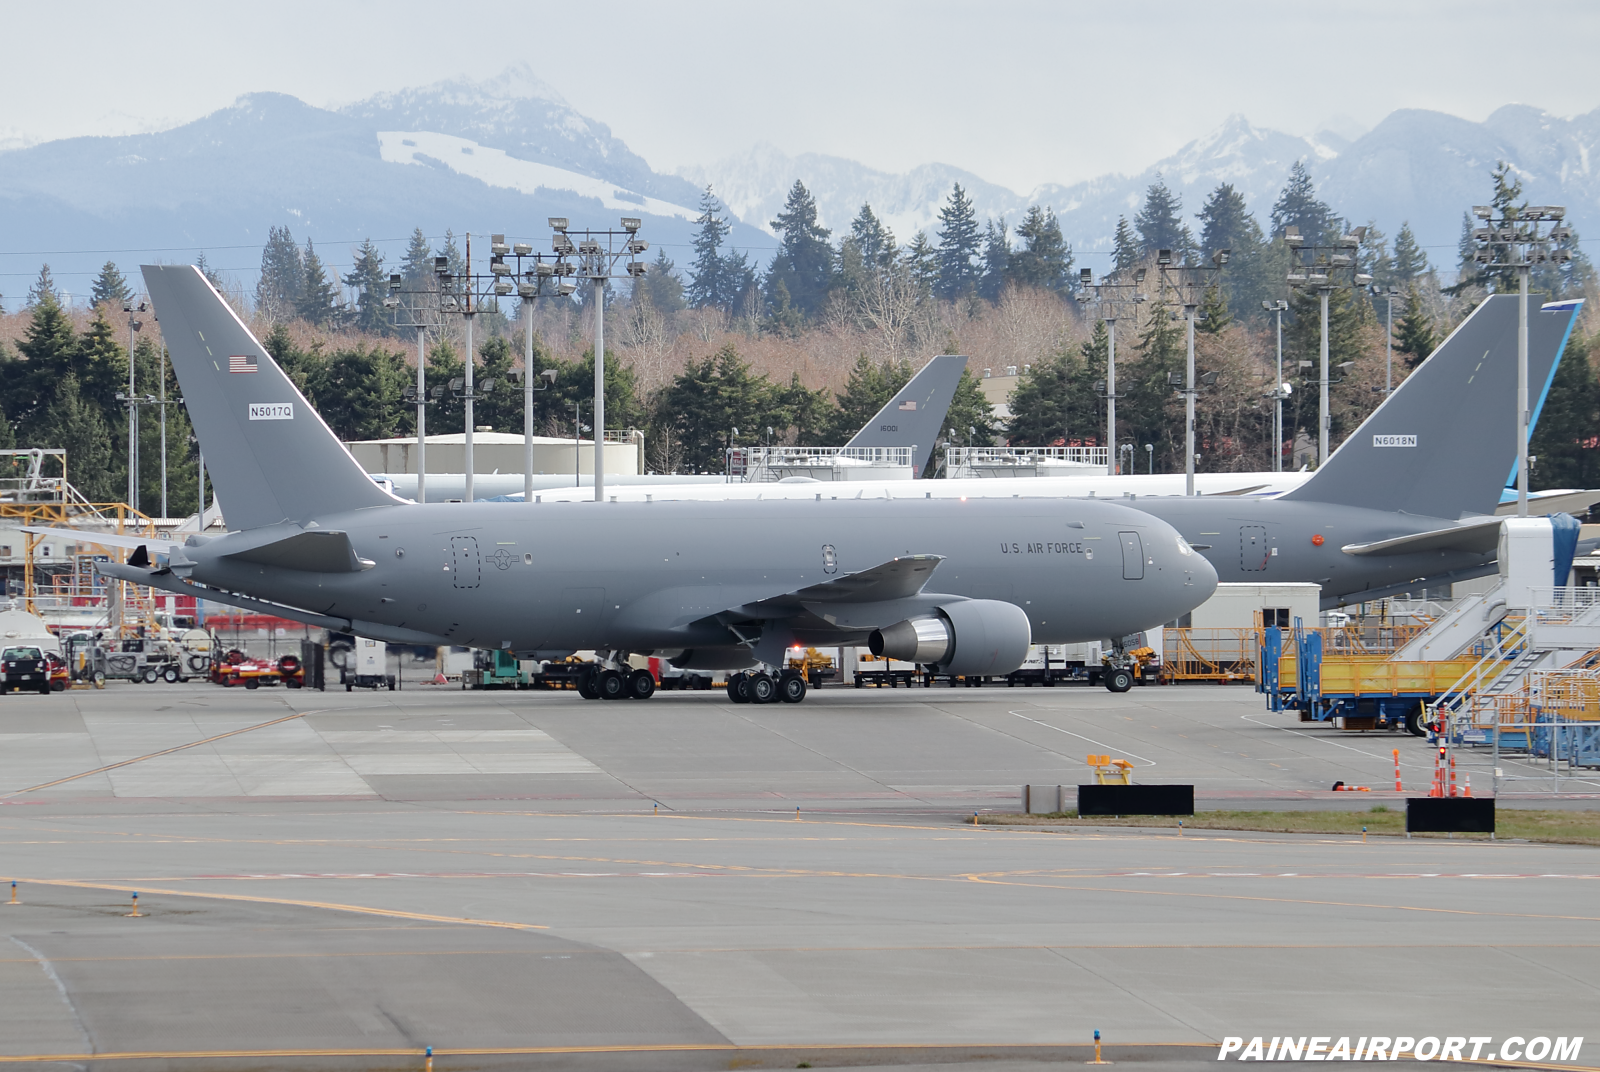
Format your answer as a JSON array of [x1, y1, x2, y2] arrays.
[[1119, 531, 1144, 580], [1241, 526, 1269, 572], [450, 536, 481, 589]]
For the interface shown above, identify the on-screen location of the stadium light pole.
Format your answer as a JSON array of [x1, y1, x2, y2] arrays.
[[1284, 225, 1372, 467], [549, 218, 649, 502], [120, 302, 146, 509], [1469, 203, 1571, 516], [1077, 266, 1147, 475], [1156, 249, 1228, 495], [1262, 300, 1289, 472]]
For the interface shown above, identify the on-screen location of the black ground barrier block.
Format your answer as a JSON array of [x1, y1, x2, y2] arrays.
[[1406, 797, 1495, 833], [1078, 784, 1194, 816]]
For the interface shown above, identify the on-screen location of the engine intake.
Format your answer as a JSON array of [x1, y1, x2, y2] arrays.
[[868, 599, 1032, 677]]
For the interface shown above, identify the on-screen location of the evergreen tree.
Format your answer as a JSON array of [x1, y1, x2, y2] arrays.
[[1123, 308, 1187, 470], [1270, 161, 1335, 241], [764, 181, 834, 320], [2, 292, 79, 434], [73, 306, 133, 416], [38, 373, 118, 503], [827, 353, 911, 442], [437, 230, 465, 279], [1005, 331, 1099, 446], [1197, 283, 1232, 334], [686, 186, 734, 309], [1394, 286, 1440, 368], [935, 183, 982, 298], [1358, 221, 1391, 290], [304, 342, 413, 441], [654, 344, 782, 473], [26, 264, 61, 309], [1010, 206, 1072, 292], [342, 238, 390, 334], [904, 232, 939, 298], [1134, 177, 1194, 260], [772, 372, 834, 447], [1112, 216, 1140, 271], [635, 248, 686, 312], [1391, 222, 1429, 282], [402, 228, 435, 284], [941, 367, 1000, 456], [1529, 332, 1600, 491], [850, 203, 896, 272], [90, 261, 132, 308], [979, 219, 1010, 301], [1196, 183, 1268, 317], [194, 252, 225, 289], [255, 225, 303, 321], [298, 239, 339, 326]]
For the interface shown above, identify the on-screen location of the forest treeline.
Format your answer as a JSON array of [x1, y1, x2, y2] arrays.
[[1, 159, 1598, 511]]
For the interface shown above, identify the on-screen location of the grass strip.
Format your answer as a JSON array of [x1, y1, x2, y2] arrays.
[[978, 807, 1600, 845]]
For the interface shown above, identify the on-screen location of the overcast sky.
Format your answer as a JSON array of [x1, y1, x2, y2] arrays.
[[4, 0, 1598, 193]]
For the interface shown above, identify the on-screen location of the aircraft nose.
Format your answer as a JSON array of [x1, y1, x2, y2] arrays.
[[1156, 522, 1217, 620]]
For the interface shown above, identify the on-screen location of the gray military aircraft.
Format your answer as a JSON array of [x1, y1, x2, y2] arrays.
[[373, 351, 968, 501], [1134, 294, 1582, 608], [96, 266, 1215, 702]]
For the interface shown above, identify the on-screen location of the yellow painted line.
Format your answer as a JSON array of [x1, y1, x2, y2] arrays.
[[2, 711, 311, 797], [21, 878, 546, 931]]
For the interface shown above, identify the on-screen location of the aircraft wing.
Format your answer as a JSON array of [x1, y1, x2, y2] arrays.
[[1340, 516, 1504, 557], [739, 555, 945, 610], [1495, 489, 1600, 516]]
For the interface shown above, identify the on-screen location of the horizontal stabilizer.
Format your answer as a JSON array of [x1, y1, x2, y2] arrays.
[[20, 526, 183, 554], [222, 529, 374, 573], [1340, 517, 1503, 557]]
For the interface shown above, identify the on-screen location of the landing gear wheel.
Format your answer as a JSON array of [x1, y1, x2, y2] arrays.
[[726, 674, 751, 703], [748, 673, 777, 704], [1405, 707, 1427, 737], [1105, 668, 1134, 693], [576, 668, 600, 700], [163, 667, 180, 683], [596, 669, 626, 700], [626, 669, 656, 700], [779, 675, 807, 704]]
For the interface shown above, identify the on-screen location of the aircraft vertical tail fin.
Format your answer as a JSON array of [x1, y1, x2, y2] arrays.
[[142, 265, 399, 530], [1281, 294, 1580, 520], [845, 353, 967, 472]]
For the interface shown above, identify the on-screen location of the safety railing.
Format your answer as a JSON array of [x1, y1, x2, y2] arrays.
[[945, 445, 1108, 476], [1526, 586, 1600, 623], [730, 445, 918, 483], [1163, 627, 1257, 681]]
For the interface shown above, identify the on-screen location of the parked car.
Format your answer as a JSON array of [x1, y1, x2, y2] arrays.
[[1, 647, 53, 695]]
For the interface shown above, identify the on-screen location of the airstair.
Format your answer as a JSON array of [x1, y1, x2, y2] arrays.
[[1260, 516, 1600, 733]]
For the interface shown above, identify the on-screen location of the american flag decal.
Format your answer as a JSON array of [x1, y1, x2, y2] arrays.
[[897, 399, 917, 411], [228, 355, 258, 373]]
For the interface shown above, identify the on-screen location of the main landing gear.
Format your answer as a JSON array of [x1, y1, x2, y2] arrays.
[[576, 654, 658, 701], [725, 669, 807, 705]]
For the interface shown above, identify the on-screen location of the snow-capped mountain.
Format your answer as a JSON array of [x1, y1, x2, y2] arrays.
[[0, 67, 761, 304], [1, 64, 1595, 307], [687, 108, 1600, 259]]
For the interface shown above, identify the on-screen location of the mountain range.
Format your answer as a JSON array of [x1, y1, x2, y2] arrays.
[[0, 64, 1595, 305]]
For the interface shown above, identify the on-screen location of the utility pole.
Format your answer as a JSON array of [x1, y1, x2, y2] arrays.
[[463, 234, 475, 503]]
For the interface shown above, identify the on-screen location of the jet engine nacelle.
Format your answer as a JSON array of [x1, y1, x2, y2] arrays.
[[869, 598, 1031, 677]]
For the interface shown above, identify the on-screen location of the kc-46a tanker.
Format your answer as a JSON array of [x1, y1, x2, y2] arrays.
[[95, 266, 1216, 702]]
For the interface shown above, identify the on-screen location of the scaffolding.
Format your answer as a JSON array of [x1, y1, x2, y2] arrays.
[[0, 450, 164, 637]]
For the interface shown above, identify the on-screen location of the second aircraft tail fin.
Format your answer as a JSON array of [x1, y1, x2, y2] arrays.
[[1282, 294, 1579, 520], [845, 353, 967, 472]]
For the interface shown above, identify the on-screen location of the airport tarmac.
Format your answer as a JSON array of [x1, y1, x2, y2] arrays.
[[0, 682, 1594, 1070]]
